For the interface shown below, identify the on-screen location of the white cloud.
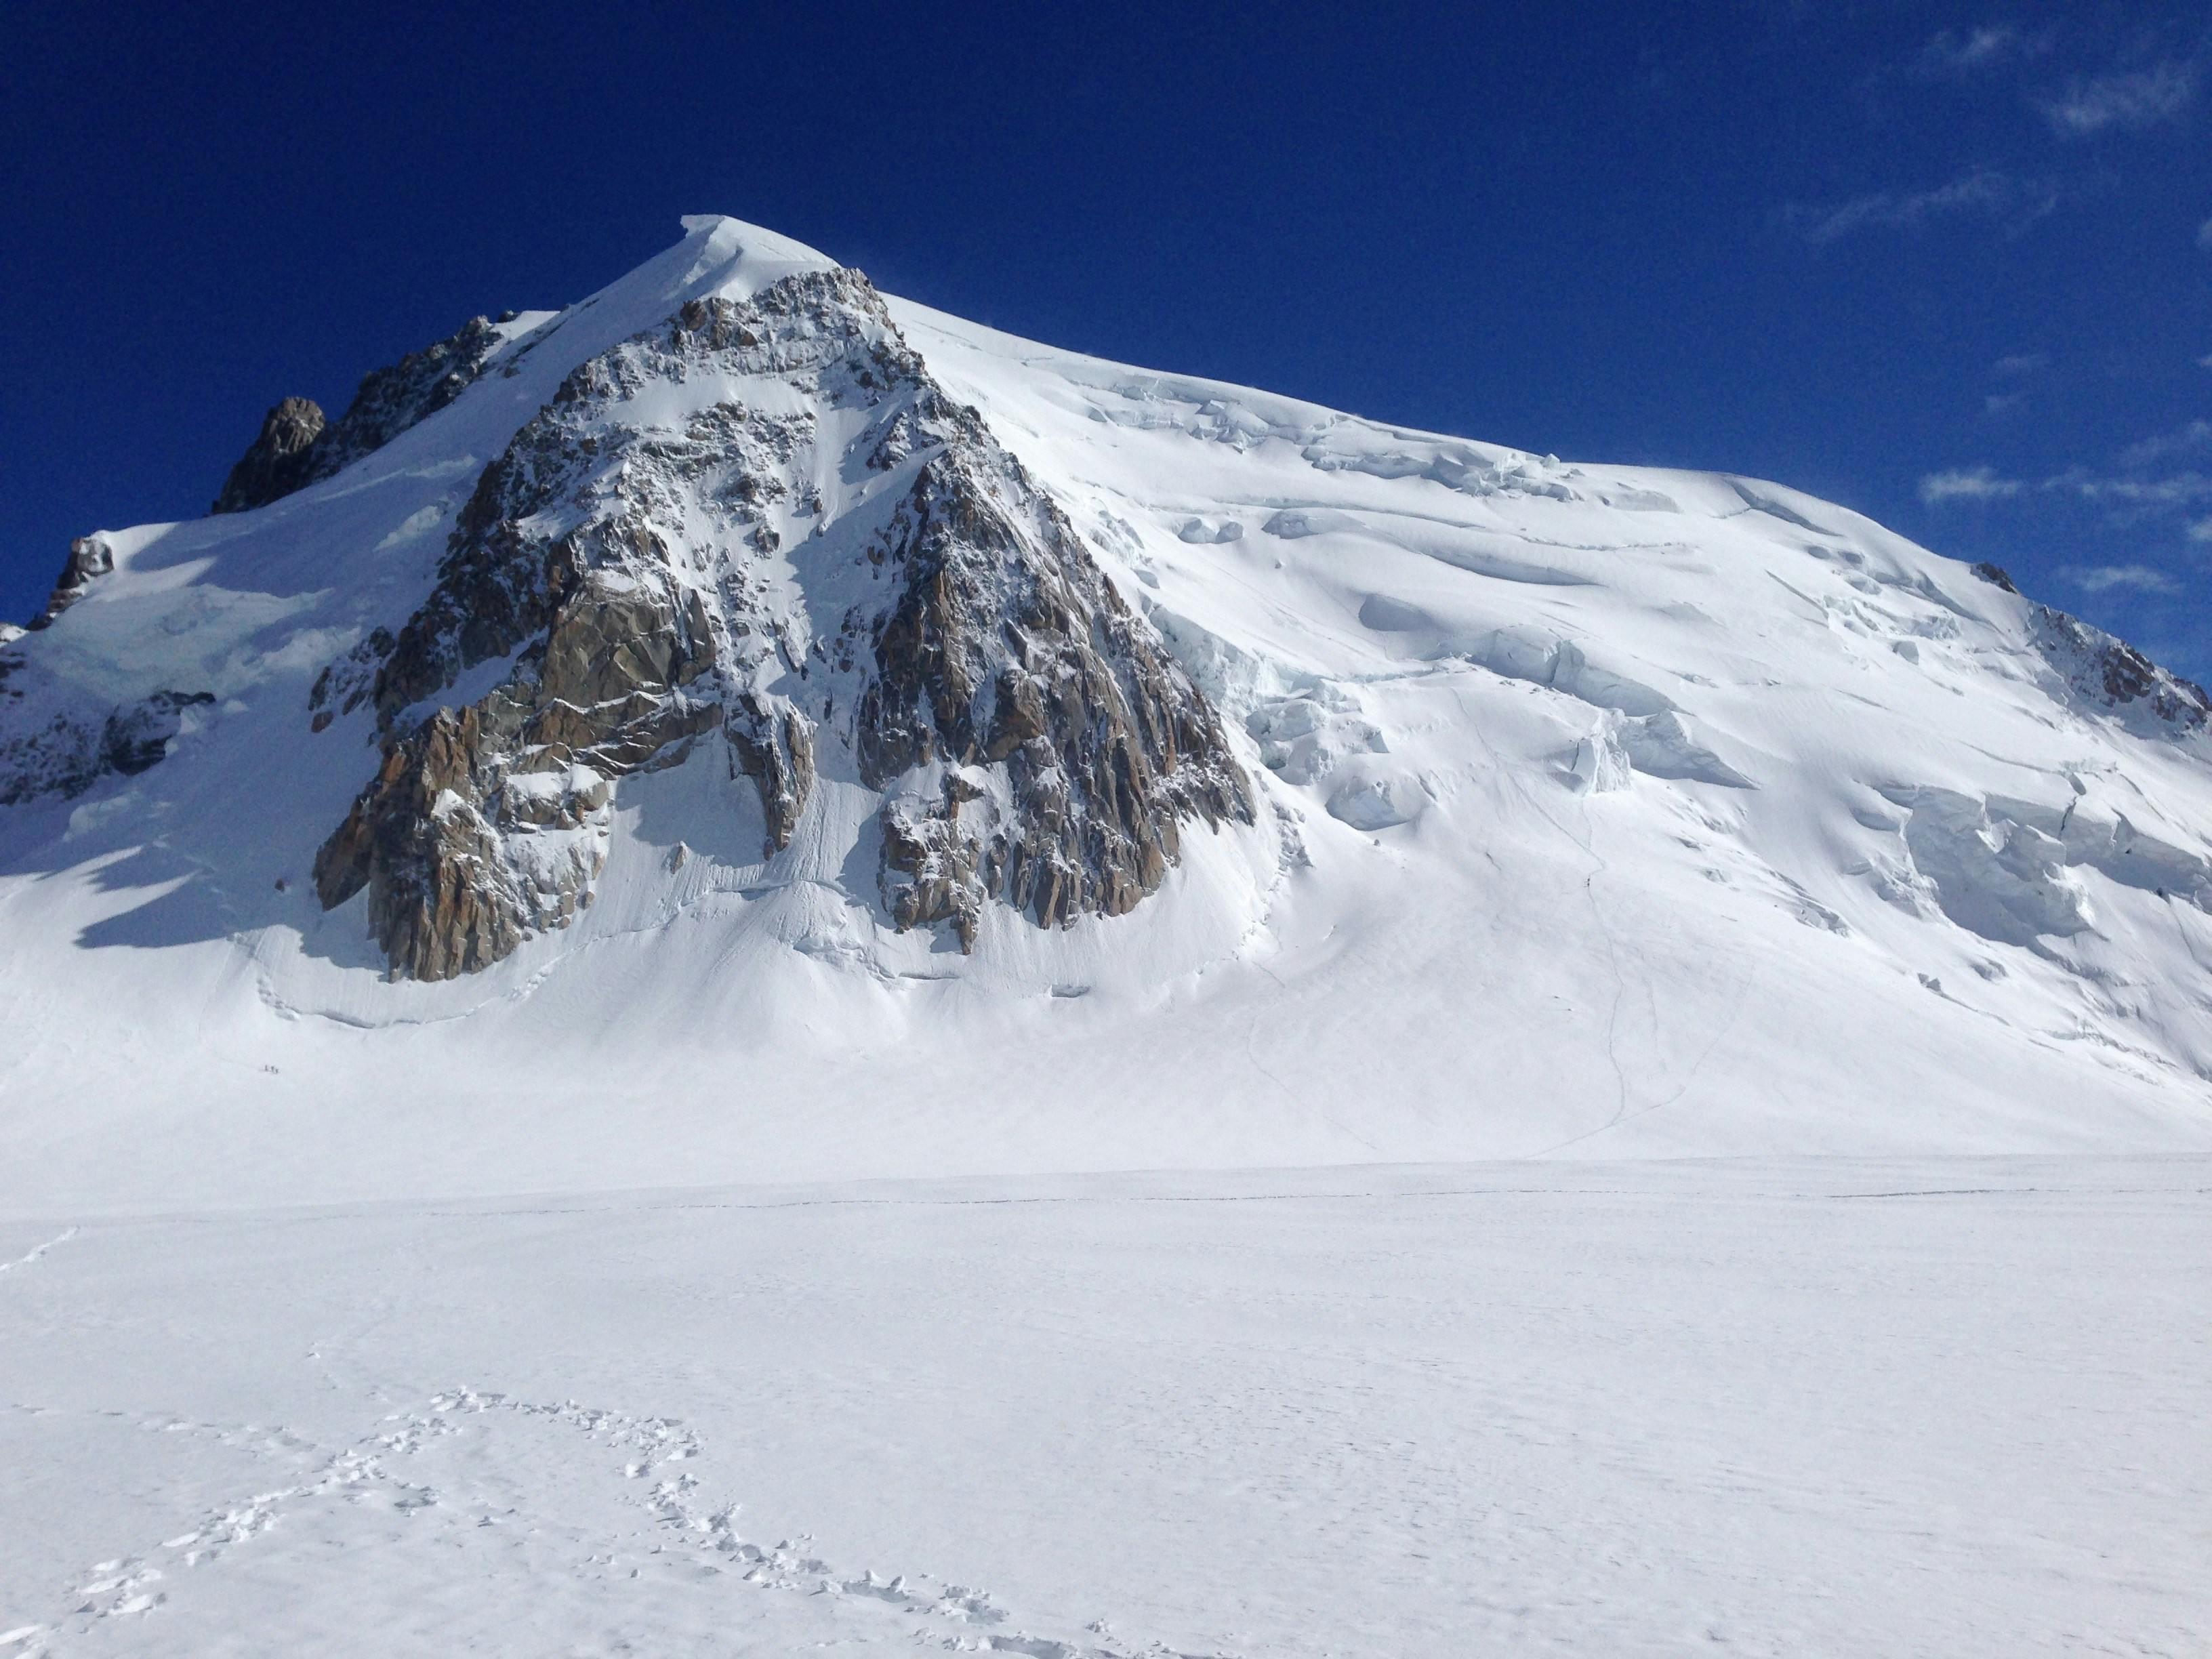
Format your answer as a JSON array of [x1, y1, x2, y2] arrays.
[[2040, 61, 2196, 136], [1986, 393, 2024, 414], [1921, 466, 2023, 504], [2190, 518, 2212, 544], [1902, 24, 2064, 81], [2034, 425, 2212, 514], [2047, 468, 2212, 506], [2062, 565, 2182, 594], [2198, 216, 2212, 251], [1785, 170, 2056, 245], [1915, 25, 2034, 75], [2119, 419, 2212, 470], [1992, 352, 2047, 377]]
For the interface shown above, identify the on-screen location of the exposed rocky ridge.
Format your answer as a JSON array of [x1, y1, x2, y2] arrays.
[[211, 397, 327, 514], [28, 535, 115, 630], [211, 315, 509, 514], [1967, 561, 2207, 736], [2030, 604, 2211, 736], [311, 268, 1252, 979], [26, 313, 511, 634]]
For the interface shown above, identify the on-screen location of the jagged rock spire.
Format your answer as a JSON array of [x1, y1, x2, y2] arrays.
[[211, 397, 327, 514]]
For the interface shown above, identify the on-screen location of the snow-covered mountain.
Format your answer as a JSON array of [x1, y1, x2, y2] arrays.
[[3, 214, 2208, 1208]]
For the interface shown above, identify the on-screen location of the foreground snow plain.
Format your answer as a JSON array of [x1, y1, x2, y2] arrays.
[[3, 218, 2211, 1652], [2, 1158, 2207, 1656]]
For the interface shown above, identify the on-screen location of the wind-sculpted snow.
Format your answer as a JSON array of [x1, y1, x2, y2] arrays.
[[1, 214, 2211, 1172]]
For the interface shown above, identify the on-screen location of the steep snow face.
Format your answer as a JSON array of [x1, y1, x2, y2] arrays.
[[0, 216, 2207, 1202]]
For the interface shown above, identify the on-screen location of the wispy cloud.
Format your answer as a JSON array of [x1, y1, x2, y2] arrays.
[[2039, 60, 2196, 136], [2198, 216, 2212, 250], [2119, 419, 2212, 470], [2190, 517, 2212, 544], [2032, 422, 2212, 514], [2047, 468, 2212, 507], [1921, 466, 2022, 504], [1986, 353, 2045, 409], [1783, 169, 2057, 245], [2062, 563, 2181, 594], [1912, 24, 2049, 77]]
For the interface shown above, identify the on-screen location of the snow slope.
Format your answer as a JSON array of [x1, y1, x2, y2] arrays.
[[2, 215, 2210, 1214]]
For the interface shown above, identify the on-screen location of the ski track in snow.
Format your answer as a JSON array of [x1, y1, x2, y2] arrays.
[[0, 1229, 76, 1279], [1, 1164, 2206, 1656], [14, 1388, 1227, 1658]]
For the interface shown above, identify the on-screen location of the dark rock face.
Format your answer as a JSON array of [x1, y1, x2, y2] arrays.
[[100, 690, 220, 775], [312, 268, 1252, 979], [1973, 561, 2203, 737], [856, 445, 1250, 945], [27, 535, 115, 630], [211, 397, 328, 514], [209, 316, 509, 516]]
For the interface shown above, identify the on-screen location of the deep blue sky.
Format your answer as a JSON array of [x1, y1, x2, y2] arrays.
[[5, 1, 2208, 670]]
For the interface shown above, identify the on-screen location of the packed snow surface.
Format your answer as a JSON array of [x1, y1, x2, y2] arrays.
[[2, 218, 2209, 1654]]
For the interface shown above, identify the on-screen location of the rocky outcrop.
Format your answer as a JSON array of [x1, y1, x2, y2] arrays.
[[311, 581, 723, 978], [856, 443, 1251, 945], [2030, 605, 2209, 737], [209, 315, 509, 515], [211, 397, 328, 513], [1971, 560, 2206, 737], [312, 267, 1252, 979], [311, 314, 506, 479], [27, 535, 115, 630]]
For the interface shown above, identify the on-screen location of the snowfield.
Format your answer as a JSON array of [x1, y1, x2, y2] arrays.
[[1, 1161, 2207, 1656], [1, 218, 2209, 1653]]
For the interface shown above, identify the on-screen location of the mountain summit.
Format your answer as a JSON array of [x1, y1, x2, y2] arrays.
[[2, 216, 2207, 1200]]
